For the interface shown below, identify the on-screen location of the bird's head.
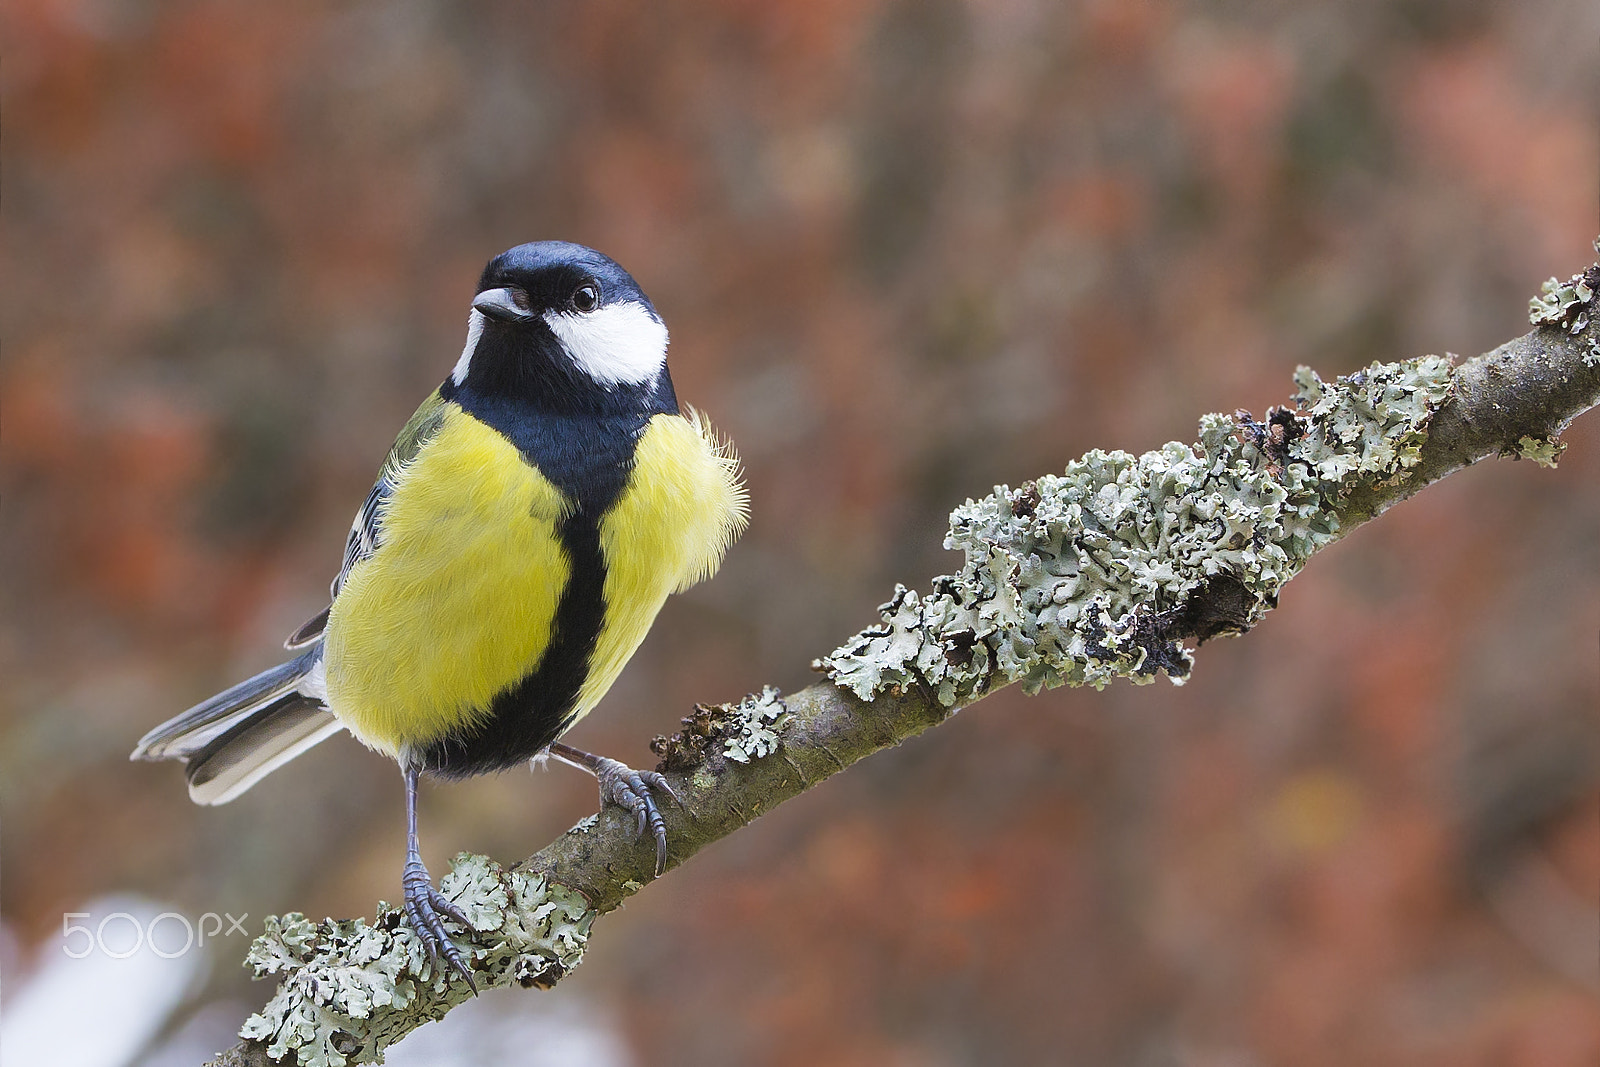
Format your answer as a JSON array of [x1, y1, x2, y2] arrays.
[[447, 242, 674, 412]]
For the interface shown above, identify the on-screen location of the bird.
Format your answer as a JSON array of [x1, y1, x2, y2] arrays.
[[132, 241, 748, 988]]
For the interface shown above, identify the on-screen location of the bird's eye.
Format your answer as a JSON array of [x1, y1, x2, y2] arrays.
[[570, 282, 600, 313]]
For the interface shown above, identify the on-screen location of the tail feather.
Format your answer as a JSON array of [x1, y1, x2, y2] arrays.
[[185, 695, 342, 805], [133, 649, 322, 761], [132, 647, 341, 804]]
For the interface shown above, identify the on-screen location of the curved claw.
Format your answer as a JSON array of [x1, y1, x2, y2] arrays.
[[595, 760, 677, 876], [402, 855, 477, 993]]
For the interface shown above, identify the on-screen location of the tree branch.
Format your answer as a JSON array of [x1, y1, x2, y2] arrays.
[[206, 252, 1600, 1067]]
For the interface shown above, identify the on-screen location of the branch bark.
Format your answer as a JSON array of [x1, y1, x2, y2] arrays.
[[206, 255, 1600, 1067]]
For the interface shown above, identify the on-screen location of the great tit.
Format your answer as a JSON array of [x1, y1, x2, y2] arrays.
[[133, 241, 748, 987]]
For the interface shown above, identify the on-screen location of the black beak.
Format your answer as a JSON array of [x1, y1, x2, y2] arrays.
[[472, 287, 536, 323]]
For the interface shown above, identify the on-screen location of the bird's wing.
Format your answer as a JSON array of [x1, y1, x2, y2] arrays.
[[284, 388, 450, 649]]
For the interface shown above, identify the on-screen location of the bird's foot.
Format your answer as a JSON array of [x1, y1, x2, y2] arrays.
[[596, 757, 679, 875], [550, 743, 679, 875], [401, 852, 477, 992]]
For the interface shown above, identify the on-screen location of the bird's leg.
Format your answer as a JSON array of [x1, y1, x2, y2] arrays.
[[548, 741, 679, 876], [400, 763, 477, 991]]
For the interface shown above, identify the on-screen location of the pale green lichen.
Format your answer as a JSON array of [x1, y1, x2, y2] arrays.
[[825, 356, 1457, 705], [1514, 434, 1566, 468], [1529, 275, 1592, 332], [239, 853, 594, 1065], [722, 685, 791, 763], [1584, 335, 1600, 369], [1529, 248, 1597, 333]]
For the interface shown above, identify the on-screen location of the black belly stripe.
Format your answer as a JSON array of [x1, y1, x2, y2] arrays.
[[415, 373, 681, 779], [419, 512, 609, 778]]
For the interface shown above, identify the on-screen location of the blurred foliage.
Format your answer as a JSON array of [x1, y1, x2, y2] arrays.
[[2, 0, 1597, 1064]]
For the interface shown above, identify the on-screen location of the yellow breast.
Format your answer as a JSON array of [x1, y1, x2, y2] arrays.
[[323, 405, 571, 755]]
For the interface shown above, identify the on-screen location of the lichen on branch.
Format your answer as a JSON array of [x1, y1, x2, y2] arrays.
[[824, 355, 1455, 705], [238, 855, 593, 1067]]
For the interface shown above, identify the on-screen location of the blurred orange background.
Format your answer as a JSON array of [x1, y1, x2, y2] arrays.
[[2, 1, 1597, 1064]]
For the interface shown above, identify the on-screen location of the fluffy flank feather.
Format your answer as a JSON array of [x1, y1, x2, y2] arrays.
[[680, 406, 750, 588]]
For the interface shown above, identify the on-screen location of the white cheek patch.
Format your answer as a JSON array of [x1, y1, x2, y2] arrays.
[[451, 309, 486, 386], [543, 302, 669, 387]]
